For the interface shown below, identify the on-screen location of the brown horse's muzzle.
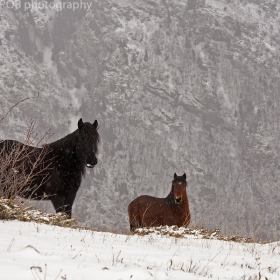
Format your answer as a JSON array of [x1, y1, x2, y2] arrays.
[[175, 196, 182, 204]]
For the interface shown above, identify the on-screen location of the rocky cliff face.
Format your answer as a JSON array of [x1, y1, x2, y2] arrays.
[[1, 0, 280, 240]]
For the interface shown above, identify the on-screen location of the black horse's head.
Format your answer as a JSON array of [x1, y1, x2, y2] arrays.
[[76, 118, 100, 168]]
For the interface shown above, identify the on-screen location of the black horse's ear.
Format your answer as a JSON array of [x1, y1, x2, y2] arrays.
[[78, 118, 83, 130], [174, 173, 177, 179], [93, 120, 98, 130], [183, 173, 186, 179]]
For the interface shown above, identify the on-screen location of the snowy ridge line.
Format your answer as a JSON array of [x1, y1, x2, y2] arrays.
[[134, 225, 260, 244], [0, 199, 256, 244]]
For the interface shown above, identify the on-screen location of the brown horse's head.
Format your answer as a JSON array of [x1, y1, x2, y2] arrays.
[[172, 173, 187, 204]]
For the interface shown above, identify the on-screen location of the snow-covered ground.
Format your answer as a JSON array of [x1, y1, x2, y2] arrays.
[[0, 221, 280, 280]]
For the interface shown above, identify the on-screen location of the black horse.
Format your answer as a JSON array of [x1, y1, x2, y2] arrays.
[[0, 118, 99, 218]]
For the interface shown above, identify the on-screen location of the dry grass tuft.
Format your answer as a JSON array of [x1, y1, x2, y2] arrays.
[[134, 225, 260, 244], [0, 198, 77, 228]]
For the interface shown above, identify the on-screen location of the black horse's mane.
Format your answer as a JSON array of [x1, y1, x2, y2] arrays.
[[48, 125, 100, 152], [48, 129, 79, 151], [46, 125, 99, 176]]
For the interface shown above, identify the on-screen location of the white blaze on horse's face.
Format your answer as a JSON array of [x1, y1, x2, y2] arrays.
[[173, 177, 187, 205]]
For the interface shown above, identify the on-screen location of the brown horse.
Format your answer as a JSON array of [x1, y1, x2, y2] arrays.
[[128, 173, 191, 232]]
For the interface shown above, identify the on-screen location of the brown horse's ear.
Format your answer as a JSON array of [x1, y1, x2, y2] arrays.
[[93, 120, 98, 130], [78, 118, 84, 130], [183, 173, 186, 179], [174, 173, 177, 179]]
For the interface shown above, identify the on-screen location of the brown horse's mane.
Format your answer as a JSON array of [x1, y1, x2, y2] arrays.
[[166, 192, 177, 206]]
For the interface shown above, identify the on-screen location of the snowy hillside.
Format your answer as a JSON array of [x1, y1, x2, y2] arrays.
[[1, 0, 280, 241], [0, 220, 280, 280]]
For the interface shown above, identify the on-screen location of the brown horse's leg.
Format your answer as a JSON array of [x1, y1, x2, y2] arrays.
[[130, 223, 135, 232], [130, 216, 142, 232], [128, 202, 141, 232], [129, 212, 140, 232]]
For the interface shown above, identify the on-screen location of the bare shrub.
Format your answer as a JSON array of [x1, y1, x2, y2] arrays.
[[0, 96, 53, 200], [0, 94, 40, 124]]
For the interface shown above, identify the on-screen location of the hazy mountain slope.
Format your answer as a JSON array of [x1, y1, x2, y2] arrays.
[[1, 0, 280, 240], [63, 0, 280, 239], [0, 5, 84, 138]]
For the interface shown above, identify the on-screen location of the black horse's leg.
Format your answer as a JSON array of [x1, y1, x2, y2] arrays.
[[51, 195, 66, 215], [63, 190, 77, 218]]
